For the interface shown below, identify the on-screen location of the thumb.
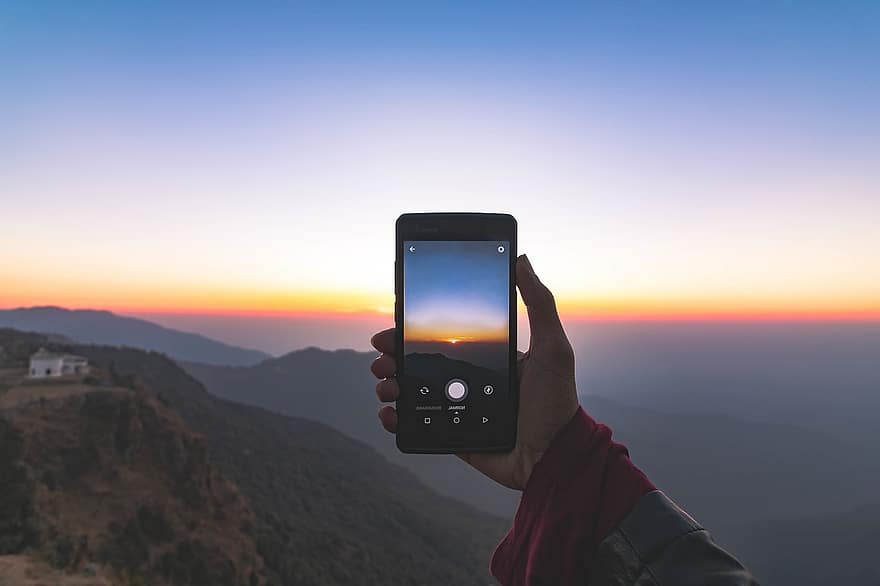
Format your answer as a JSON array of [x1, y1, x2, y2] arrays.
[[516, 254, 565, 345]]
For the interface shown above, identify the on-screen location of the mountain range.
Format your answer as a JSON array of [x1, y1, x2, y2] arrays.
[[5, 308, 880, 586], [0, 307, 270, 366]]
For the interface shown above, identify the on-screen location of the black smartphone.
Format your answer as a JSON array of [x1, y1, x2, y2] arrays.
[[395, 213, 518, 453]]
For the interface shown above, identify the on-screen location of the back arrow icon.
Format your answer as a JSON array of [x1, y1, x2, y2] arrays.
[[409, 246, 415, 253]]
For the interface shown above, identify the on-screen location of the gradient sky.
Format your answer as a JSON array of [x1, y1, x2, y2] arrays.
[[2, 1, 879, 319], [404, 241, 508, 342]]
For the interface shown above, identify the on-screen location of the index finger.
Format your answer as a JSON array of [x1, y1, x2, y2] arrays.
[[371, 328, 396, 354]]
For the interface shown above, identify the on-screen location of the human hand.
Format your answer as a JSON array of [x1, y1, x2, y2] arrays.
[[370, 254, 579, 490]]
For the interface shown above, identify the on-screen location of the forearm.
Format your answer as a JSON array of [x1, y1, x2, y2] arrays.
[[491, 407, 655, 584]]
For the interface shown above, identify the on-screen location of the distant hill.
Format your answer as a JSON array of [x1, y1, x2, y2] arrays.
[[0, 307, 270, 366], [568, 320, 880, 440], [182, 348, 523, 517], [403, 352, 507, 398], [0, 348, 263, 584]]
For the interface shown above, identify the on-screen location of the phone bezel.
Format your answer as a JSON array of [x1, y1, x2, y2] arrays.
[[394, 212, 518, 454]]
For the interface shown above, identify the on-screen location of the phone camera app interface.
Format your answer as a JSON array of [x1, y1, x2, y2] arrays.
[[403, 241, 510, 428]]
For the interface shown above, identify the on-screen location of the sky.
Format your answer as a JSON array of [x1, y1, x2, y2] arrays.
[[2, 1, 879, 323], [403, 241, 509, 343]]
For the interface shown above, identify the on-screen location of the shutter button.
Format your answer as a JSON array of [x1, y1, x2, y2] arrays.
[[445, 378, 468, 402]]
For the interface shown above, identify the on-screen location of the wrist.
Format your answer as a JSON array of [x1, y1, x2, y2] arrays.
[[513, 448, 545, 490], [516, 407, 588, 490]]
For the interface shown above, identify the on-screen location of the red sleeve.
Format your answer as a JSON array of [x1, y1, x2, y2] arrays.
[[491, 407, 655, 585]]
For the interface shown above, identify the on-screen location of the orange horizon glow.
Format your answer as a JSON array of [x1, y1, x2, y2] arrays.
[[2, 297, 879, 322], [404, 325, 507, 343], [3, 269, 880, 323], [553, 297, 880, 322]]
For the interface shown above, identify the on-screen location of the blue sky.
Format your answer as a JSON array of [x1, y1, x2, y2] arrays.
[[1, 1, 878, 319], [403, 241, 509, 341], [3, 2, 877, 77]]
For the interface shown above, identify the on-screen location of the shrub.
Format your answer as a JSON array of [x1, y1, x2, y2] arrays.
[[49, 533, 75, 569], [0, 418, 36, 554], [154, 540, 238, 586], [114, 401, 135, 455], [137, 506, 174, 544], [62, 442, 98, 480], [41, 469, 58, 491], [97, 519, 150, 573]]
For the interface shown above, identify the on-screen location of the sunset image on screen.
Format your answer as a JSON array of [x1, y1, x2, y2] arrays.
[[403, 241, 509, 373]]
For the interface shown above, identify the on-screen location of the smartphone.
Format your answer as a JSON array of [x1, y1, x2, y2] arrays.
[[395, 213, 518, 453]]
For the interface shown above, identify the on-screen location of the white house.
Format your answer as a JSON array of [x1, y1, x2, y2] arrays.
[[28, 348, 90, 378]]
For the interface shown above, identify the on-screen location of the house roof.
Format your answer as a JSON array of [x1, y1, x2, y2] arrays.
[[30, 347, 88, 362]]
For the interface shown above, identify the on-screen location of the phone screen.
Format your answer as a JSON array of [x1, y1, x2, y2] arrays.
[[399, 239, 513, 450]]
